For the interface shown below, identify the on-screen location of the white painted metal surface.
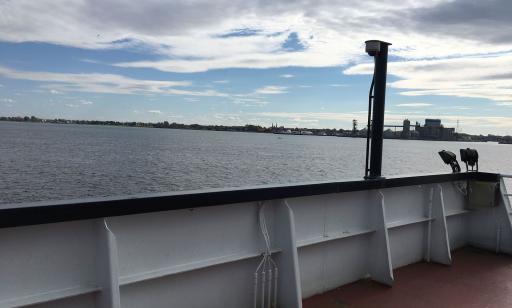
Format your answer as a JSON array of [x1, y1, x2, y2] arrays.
[[1, 180, 511, 307]]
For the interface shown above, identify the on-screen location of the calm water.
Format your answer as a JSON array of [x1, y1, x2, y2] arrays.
[[2, 121, 512, 204]]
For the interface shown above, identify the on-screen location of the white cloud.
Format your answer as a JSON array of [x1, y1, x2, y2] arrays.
[[80, 59, 102, 64], [1, 0, 512, 123], [292, 118, 318, 123], [65, 103, 78, 108], [50, 89, 62, 94], [114, 51, 341, 73], [0, 65, 227, 97], [80, 100, 94, 105], [437, 105, 472, 110], [254, 85, 287, 95], [183, 97, 199, 102], [4, 0, 510, 74], [148, 110, 162, 114], [395, 103, 433, 107], [1, 98, 14, 103], [280, 74, 294, 78], [329, 84, 348, 87], [168, 114, 184, 119], [232, 97, 270, 106], [212, 80, 230, 84], [344, 53, 512, 104], [258, 111, 365, 122]]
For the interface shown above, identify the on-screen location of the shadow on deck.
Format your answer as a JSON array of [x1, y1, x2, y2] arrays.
[[303, 247, 512, 308]]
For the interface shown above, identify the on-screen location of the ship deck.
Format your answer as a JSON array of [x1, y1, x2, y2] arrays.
[[0, 172, 509, 307], [303, 247, 512, 308]]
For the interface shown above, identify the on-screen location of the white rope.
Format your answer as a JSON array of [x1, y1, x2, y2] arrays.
[[452, 181, 468, 196], [259, 203, 272, 254], [254, 202, 278, 308]]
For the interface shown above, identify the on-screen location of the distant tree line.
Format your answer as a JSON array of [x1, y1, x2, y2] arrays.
[[1, 115, 510, 142], [0, 115, 348, 135]]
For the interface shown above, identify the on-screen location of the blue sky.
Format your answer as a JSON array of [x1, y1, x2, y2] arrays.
[[1, 0, 512, 135]]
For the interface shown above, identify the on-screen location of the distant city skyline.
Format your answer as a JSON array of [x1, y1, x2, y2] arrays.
[[1, 0, 512, 135]]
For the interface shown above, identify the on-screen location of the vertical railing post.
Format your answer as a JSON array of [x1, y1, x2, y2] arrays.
[[96, 219, 121, 308], [368, 190, 394, 285], [427, 185, 451, 265], [273, 200, 302, 308], [497, 177, 512, 253]]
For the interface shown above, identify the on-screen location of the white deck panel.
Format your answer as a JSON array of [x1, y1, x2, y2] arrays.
[[1, 178, 510, 308]]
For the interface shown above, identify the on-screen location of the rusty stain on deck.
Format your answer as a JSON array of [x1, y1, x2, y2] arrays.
[[303, 247, 512, 308]]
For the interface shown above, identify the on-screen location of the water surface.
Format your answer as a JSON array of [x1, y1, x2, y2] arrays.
[[2, 121, 511, 204]]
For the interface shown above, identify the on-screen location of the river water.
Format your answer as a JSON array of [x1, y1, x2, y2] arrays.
[[1, 121, 512, 204]]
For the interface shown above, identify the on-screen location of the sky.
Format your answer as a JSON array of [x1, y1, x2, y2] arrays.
[[1, 0, 512, 135]]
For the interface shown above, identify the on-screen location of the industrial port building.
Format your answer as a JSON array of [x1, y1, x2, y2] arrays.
[[413, 118, 455, 141]]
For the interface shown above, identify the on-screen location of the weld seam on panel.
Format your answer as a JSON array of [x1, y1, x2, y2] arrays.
[[0, 285, 99, 308], [119, 250, 281, 286], [296, 229, 375, 248], [386, 217, 432, 229]]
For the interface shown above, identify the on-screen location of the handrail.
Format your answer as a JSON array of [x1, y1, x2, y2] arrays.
[[0, 172, 500, 229]]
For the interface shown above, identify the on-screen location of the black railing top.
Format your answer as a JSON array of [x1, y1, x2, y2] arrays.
[[0, 172, 500, 228]]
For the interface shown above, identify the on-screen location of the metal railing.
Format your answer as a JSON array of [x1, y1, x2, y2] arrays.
[[1, 172, 500, 229], [501, 174, 512, 197]]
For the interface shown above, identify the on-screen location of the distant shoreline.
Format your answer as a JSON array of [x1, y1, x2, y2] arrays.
[[1, 115, 510, 143]]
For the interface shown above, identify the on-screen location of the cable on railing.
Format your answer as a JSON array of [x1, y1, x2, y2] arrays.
[[452, 181, 468, 196], [364, 58, 376, 179], [254, 202, 278, 308]]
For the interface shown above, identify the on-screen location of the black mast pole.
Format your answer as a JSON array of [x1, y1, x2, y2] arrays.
[[365, 40, 391, 179]]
